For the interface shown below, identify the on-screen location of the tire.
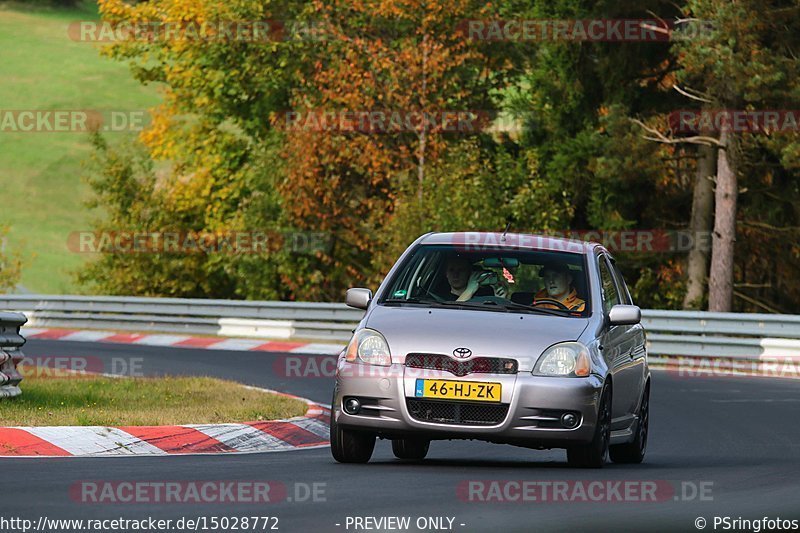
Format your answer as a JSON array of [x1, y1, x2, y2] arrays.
[[567, 382, 611, 468], [610, 383, 649, 464], [392, 438, 430, 461], [330, 407, 376, 464]]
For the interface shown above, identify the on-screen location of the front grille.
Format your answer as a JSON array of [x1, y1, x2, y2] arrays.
[[406, 399, 509, 426], [405, 353, 517, 377]]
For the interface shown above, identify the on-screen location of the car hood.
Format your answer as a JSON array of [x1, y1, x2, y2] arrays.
[[364, 305, 590, 372]]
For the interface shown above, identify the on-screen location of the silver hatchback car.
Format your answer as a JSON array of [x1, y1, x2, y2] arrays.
[[331, 232, 649, 467]]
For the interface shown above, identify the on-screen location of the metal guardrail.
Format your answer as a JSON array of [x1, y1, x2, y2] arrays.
[[0, 311, 28, 399], [641, 310, 800, 363], [0, 295, 363, 342], [0, 295, 798, 362]]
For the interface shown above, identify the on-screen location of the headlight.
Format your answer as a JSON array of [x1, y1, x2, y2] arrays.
[[533, 342, 591, 377], [344, 329, 392, 366]]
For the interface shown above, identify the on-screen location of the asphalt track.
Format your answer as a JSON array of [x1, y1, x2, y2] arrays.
[[3, 339, 800, 532]]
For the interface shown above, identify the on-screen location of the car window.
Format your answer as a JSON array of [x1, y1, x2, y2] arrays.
[[598, 255, 620, 313], [380, 244, 590, 316], [611, 261, 633, 305]]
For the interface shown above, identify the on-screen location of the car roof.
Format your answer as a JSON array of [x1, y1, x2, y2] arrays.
[[418, 232, 606, 255]]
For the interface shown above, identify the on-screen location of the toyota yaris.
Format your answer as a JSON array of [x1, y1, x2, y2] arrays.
[[331, 232, 649, 467]]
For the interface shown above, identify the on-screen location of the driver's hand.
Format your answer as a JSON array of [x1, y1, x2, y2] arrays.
[[456, 272, 481, 302], [494, 285, 508, 298]]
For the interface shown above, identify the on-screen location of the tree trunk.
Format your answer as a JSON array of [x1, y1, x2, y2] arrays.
[[683, 143, 716, 309], [708, 129, 737, 312], [416, 34, 428, 216]]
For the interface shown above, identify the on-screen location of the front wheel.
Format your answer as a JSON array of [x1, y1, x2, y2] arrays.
[[567, 383, 611, 468], [392, 438, 430, 461], [330, 410, 376, 464], [610, 383, 649, 464]]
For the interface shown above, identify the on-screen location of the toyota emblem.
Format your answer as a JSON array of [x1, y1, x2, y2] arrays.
[[453, 347, 472, 359]]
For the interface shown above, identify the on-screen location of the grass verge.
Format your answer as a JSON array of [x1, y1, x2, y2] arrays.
[[1, 372, 308, 426], [0, 1, 160, 293]]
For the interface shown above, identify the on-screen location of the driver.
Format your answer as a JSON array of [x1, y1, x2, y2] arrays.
[[443, 256, 500, 302], [533, 261, 586, 312]]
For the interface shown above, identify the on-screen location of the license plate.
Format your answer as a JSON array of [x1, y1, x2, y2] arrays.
[[414, 379, 501, 402]]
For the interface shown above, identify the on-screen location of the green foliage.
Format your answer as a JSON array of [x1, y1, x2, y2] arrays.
[[77, 131, 294, 299], [377, 139, 570, 263]]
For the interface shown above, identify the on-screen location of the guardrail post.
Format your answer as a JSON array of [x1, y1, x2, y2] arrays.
[[0, 311, 28, 399]]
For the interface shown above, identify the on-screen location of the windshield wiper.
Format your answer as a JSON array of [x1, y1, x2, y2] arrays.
[[429, 299, 524, 314], [383, 297, 439, 305], [383, 298, 576, 316], [384, 298, 479, 311], [436, 299, 576, 317], [489, 301, 574, 316]]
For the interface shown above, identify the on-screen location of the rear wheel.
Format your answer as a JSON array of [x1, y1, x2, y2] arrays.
[[567, 383, 611, 468], [330, 396, 376, 463], [610, 383, 649, 464], [392, 438, 430, 461]]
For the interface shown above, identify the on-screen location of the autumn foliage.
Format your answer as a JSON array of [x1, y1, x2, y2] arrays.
[[82, 0, 800, 312]]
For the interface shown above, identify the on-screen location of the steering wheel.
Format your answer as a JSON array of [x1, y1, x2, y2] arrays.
[[532, 298, 571, 311], [420, 285, 447, 302]]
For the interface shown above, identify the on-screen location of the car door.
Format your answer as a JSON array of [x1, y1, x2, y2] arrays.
[[611, 259, 647, 405], [597, 253, 637, 428]]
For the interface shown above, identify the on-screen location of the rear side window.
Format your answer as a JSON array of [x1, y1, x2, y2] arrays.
[[598, 256, 620, 313]]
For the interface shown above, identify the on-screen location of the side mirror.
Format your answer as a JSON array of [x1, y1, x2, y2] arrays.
[[608, 304, 641, 326], [345, 288, 373, 310]]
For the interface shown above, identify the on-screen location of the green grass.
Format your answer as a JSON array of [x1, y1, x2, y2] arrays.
[[0, 2, 161, 293], [1, 373, 308, 426]]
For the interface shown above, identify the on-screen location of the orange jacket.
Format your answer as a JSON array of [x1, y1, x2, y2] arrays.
[[533, 287, 586, 312]]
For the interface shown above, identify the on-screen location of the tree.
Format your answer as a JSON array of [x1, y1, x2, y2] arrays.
[[512, 0, 692, 307], [277, 0, 519, 299], [683, 142, 715, 309], [82, 0, 308, 298], [675, 0, 800, 311]]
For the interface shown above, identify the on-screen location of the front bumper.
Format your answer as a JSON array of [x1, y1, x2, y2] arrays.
[[333, 360, 604, 448]]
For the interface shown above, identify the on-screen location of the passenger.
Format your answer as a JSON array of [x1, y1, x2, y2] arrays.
[[533, 261, 586, 312]]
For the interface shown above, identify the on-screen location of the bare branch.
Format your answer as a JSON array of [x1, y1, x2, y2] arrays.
[[631, 118, 723, 147], [643, 11, 671, 35], [674, 17, 705, 24], [672, 84, 713, 103], [739, 220, 800, 233], [733, 290, 783, 314]]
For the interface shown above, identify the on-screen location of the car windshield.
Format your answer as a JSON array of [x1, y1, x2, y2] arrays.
[[379, 244, 590, 317]]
